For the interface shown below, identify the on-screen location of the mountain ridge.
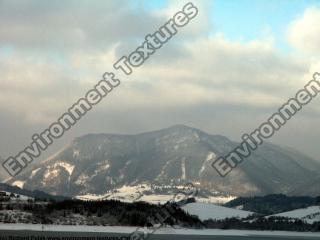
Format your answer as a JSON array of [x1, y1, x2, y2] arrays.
[[8, 125, 320, 197]]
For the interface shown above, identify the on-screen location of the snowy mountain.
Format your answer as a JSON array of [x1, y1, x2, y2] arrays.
[[182, 202, 253, 221], [9, 125, 320, 197]]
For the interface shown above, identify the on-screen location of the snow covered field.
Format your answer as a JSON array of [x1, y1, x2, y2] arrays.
[[0, 224, 319, 238], [181, 202, 253, 221], [271, 206, 320, 224]]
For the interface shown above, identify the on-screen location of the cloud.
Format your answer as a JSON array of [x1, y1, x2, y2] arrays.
[[0, 1, 315, 125], [0, 0, 165, 51], [288, 7, 320, 55], [0, 0, 216, 124], [120, 34, 308, 110], [0, 1, 320, 161]]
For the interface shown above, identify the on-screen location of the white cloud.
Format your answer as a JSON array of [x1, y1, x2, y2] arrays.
[[0, 2, 314, 124], [288, 7, 320, 55], [0, 1, 320, 160], [0, 0, 164, 50]]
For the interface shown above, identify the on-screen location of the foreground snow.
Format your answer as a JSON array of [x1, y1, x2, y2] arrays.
[[271, 206, 320, 224], [182, 202, 253, 221], [0, 224, 319, 237]]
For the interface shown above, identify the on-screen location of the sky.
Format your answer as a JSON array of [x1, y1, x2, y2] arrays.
[[1, 0, 320, 178]]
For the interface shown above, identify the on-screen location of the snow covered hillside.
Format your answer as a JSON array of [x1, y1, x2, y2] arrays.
[[271, 206, 320, 224], [181, 202, 253, 221]]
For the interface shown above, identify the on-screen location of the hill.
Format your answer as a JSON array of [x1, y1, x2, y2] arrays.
[[225, 194, 320, 215]]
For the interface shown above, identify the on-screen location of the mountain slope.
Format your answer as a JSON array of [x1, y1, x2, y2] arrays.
[[10, 125, 320, 197]]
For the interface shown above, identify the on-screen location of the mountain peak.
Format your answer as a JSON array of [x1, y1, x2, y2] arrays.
[[168, 124, 193, 129], [165, 124, 203, 134]]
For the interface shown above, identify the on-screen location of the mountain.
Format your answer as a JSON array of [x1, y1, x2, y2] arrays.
[[9, 125, 320, 197]]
